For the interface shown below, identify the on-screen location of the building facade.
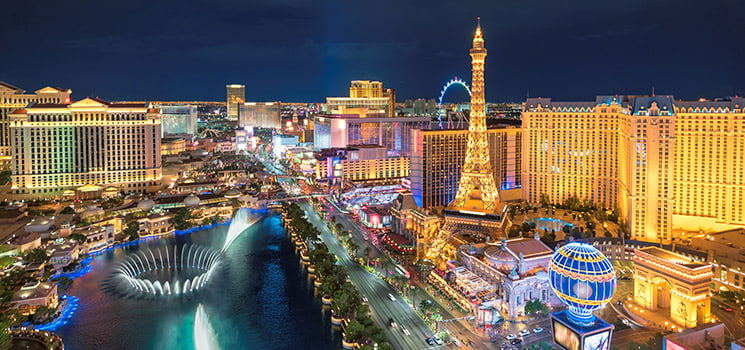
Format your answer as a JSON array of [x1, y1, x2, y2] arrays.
[[410, 126, 522, 209], [522, 96, 745, 242], [12, 281, 58, 315], [226, 84, 245, 120], [9, 98, 162, 199], [315, 145, 409, 184], [633, 247, 712, 328], [0, 82, 71, 165], [239, 102, 281, 129], [326, 80, 396, 118], [459, 237, 558, 319], [157, 104, 197, 135], [313, 114, 429, 156]]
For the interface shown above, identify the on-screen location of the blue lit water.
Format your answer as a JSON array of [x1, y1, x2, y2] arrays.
[[527, 217, 574, 231], [56, 213, 341, 350]]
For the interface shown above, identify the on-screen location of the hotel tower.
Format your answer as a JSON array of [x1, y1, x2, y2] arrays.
[[523, 95, 745, 242], [9, 98, 162, 199]]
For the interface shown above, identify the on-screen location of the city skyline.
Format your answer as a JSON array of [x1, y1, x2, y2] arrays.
[[2, 1, 744, 102]]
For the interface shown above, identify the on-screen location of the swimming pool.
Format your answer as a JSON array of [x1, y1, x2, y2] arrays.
[[526, 217, 574, 231]]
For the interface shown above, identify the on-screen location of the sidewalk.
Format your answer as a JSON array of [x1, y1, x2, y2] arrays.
[[622, 299, 681, 333]]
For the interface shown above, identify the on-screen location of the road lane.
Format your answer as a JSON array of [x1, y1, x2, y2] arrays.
[[301, 201, 439, 350]]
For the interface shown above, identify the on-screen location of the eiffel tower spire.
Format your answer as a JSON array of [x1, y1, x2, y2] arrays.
[[425, 18, 506, 263], [450, 18, 500, 212]]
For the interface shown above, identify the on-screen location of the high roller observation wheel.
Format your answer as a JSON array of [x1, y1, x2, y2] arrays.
[[437, 77, 472, 129]]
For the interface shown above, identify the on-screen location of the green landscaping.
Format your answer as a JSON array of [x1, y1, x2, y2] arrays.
[[282, 202, 392, 350]]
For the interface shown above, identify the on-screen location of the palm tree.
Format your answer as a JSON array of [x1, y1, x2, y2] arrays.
[[347, 240, 360, 257]]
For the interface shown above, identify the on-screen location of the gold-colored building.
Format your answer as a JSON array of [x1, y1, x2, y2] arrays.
[[315, 145, 408, 183], [226, 84, 245, 120], [522, 96, 745, 242], [9, 98, 162, 199], [326, 80, 395, 117], [633, 247, 712, 328], [0, 82, 71, 165], [161, 137, 186, 156]]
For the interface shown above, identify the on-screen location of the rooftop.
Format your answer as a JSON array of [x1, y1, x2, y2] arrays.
[[12, 281, 57, 302], [505, 237, 553, 258], [638, 247, 708, 269]]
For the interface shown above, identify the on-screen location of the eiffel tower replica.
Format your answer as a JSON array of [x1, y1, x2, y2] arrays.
[[426, 19, 507, 262]]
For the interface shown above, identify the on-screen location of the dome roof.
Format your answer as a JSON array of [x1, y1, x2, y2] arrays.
[[81, 205, 104, 219], [548, 242, 616, 324], [183, 194, 201, 206], [484, 245, 517, 271], [224, 188, 240, 199], [137, 198, 155, 211]]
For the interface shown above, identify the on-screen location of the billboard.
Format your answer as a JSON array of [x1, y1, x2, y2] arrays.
[[583, 330, 611, 350], [663, 339, 687, 350], [553, 319, 580, 350]]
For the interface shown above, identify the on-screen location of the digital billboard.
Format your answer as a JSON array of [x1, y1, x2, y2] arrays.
[[553, 319, 580, 350], [583, 330, 611, 350], [664, 339, 687, 350]]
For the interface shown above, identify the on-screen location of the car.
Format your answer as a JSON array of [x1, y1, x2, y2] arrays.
[[388, 318, 397, 328], [519, 329, 531, 337], [506, 334, 517, 340], [724, 307, 733, 312], [401, 326, 410, 336], [433, 336, 443, 345], [533, 327, 544, 334], [426, 337, 435, 345], [510, 338, 522, 345], [361, 296, 368, 303], [387, 293, 397, 301]]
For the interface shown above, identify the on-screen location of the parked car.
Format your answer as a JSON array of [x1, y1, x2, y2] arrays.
[[519, 329, 531, 337], [506, 334, 517, 340], [511, 338, 522, 345], [433, 336, 443, 345], [533, 327, 544, 334]]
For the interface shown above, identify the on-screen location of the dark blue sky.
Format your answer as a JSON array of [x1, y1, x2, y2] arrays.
[[1, 0, 743, 102]]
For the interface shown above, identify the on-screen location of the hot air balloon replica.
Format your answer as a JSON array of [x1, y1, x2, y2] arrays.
[[548, 242, 617, 350]]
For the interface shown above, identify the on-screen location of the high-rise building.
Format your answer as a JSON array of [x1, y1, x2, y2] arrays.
[[413, 99, 426, 115], [313, 114, 429, 156], [326, 80, 396, 117], [315, 144, 409, 185], [410, 126, 522, 209], [522, 95, 745, 242], [157, 104, 197, 136], [226, 84, 245, 120], [238, 102, 281, 129], [0, 82, 71, 164], [426, 20, 507, 262], [8, 98, 161, 199]]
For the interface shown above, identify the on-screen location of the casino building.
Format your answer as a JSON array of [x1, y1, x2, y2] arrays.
[[522, 96, 745, 242], [8, 98, 162, 199], [0, 82, 71, 166], [458, 235, 559, 319]]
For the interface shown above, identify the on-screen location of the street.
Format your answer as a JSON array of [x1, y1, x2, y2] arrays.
[[301, 201, 442, 350]]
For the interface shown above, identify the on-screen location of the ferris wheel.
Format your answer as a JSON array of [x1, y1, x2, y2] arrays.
[[437, 77, 472, 129]]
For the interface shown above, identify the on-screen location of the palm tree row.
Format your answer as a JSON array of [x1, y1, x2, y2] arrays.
[[282, 202, 392, 350]]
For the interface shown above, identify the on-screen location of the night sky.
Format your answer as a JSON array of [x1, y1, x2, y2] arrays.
[[2, 0, 743, 103]]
